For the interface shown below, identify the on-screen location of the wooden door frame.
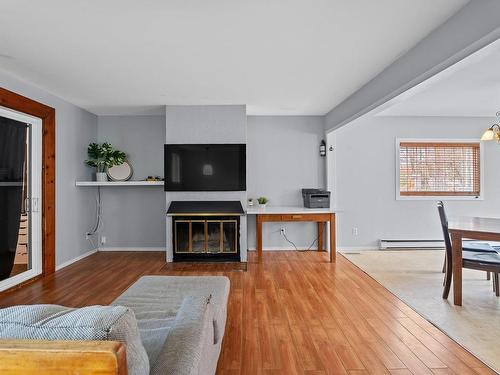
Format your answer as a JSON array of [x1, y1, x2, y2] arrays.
[[0, 87, 56, 278]]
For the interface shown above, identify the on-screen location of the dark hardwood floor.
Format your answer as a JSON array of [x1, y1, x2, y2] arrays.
[[0, 251, 494, 374]]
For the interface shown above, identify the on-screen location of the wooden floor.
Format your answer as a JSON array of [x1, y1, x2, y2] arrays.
[[0, 251, 494, 375]]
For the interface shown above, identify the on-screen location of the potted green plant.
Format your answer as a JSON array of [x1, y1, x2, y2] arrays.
[[257, 196, 269, 208], [85, 142, 126, 182]]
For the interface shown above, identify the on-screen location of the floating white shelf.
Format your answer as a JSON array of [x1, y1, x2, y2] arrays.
[[75, 181, 164, 187]]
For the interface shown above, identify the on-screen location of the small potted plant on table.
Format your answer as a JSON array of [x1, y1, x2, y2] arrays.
[[257, 197, 269, 209], [85, 142, 126, 182]]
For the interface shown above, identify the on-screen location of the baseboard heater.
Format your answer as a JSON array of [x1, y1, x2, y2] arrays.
[[379, 239, 444, 250]]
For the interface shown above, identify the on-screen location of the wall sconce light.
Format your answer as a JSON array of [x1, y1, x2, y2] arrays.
[[481, 111, 500, 142], [319, 140, 326, 157]]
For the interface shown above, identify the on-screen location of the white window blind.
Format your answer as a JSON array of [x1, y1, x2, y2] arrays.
[[399, 142, 480, 197]]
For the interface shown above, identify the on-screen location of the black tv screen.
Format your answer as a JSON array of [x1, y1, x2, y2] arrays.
[[164, 144, 246, 191]]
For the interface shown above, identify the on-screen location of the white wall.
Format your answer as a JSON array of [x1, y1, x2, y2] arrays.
[[0, 69, 98, 266], [247, 116, 326, 250], [97, 115, 166, 249], [325, 1, 500, 131], [333, 115, 500, 250], [165, 105, 248, 261]]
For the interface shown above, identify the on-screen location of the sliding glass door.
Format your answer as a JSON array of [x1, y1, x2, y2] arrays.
[[0, 106, 42, 292]]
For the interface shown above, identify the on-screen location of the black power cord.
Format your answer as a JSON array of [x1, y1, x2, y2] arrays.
[[281, 230, 318, 252]]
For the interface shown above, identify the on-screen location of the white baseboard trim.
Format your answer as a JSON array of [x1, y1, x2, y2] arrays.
[[379, 239, 443, 249], [339, 246, 379, 252], [98, 247, 166, 252], [247, 246, 322, 251], [56, 248, 98, 271]]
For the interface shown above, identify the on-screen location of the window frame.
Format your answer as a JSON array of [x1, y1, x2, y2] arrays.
[[395, 138, 484, 201]]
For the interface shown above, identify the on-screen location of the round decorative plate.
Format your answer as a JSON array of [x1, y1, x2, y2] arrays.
[[107, 161, 133, 181]]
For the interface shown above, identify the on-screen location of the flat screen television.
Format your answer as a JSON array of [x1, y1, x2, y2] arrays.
[[164, 144, 246, 191]]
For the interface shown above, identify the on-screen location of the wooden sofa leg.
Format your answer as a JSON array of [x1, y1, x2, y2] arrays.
[[487, 271, 491, 280], [494, 273, 499, 297]]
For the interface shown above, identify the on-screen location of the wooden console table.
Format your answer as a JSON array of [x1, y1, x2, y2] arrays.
[[247, 207, 336, 262]]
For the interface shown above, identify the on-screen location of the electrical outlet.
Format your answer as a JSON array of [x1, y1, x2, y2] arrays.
[[85, 233, 91, 240], [280, 227, 286, 235], [352, 227, 359, 236], [100, 236, 107, 245]]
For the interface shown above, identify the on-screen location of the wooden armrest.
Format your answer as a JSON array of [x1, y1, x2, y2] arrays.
[[0, 339, 127, 374]]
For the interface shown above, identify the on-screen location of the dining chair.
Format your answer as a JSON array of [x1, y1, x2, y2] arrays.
[[438, 200, 497, 278], [437, 201, 500, 299]]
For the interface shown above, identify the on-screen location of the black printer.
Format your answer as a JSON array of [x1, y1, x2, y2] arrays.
[[301, 189, 331, 208]]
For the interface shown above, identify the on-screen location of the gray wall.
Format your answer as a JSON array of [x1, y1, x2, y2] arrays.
[[333, 115, 500, 250], [97, 112, 328, 254], [247, 116, 326, 250], [325, 0, 500, 131], [0, 69, 98, 267], [97, 115, 166, 249], [165, 105, 246, 144], [165, 105, 248, 261]]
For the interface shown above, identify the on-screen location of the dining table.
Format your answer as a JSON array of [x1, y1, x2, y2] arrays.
[[448, 216, 500, 306]]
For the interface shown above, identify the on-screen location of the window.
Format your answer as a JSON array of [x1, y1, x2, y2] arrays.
[[398, 140, 481, 198]]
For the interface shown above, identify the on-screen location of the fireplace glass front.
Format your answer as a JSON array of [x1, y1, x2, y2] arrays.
[[173, 215, 240, 261]]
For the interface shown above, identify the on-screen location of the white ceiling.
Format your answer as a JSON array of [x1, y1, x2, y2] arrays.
[[377, 39, 500, 117], [0, 0, 468, 116]]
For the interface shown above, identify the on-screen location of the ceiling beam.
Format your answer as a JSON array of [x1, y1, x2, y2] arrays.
[[325, 0, 500, 132]]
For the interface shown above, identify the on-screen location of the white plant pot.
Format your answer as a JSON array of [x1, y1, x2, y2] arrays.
[[96, 172, 108, 182], [258, 203, 267, 209]]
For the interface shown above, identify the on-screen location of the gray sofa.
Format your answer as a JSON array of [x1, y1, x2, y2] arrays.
[[113, 275, 230, 375], [0, 275, 230, 375]]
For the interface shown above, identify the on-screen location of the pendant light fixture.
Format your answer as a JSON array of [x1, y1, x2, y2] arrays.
[[481, 111, 500, 142]]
